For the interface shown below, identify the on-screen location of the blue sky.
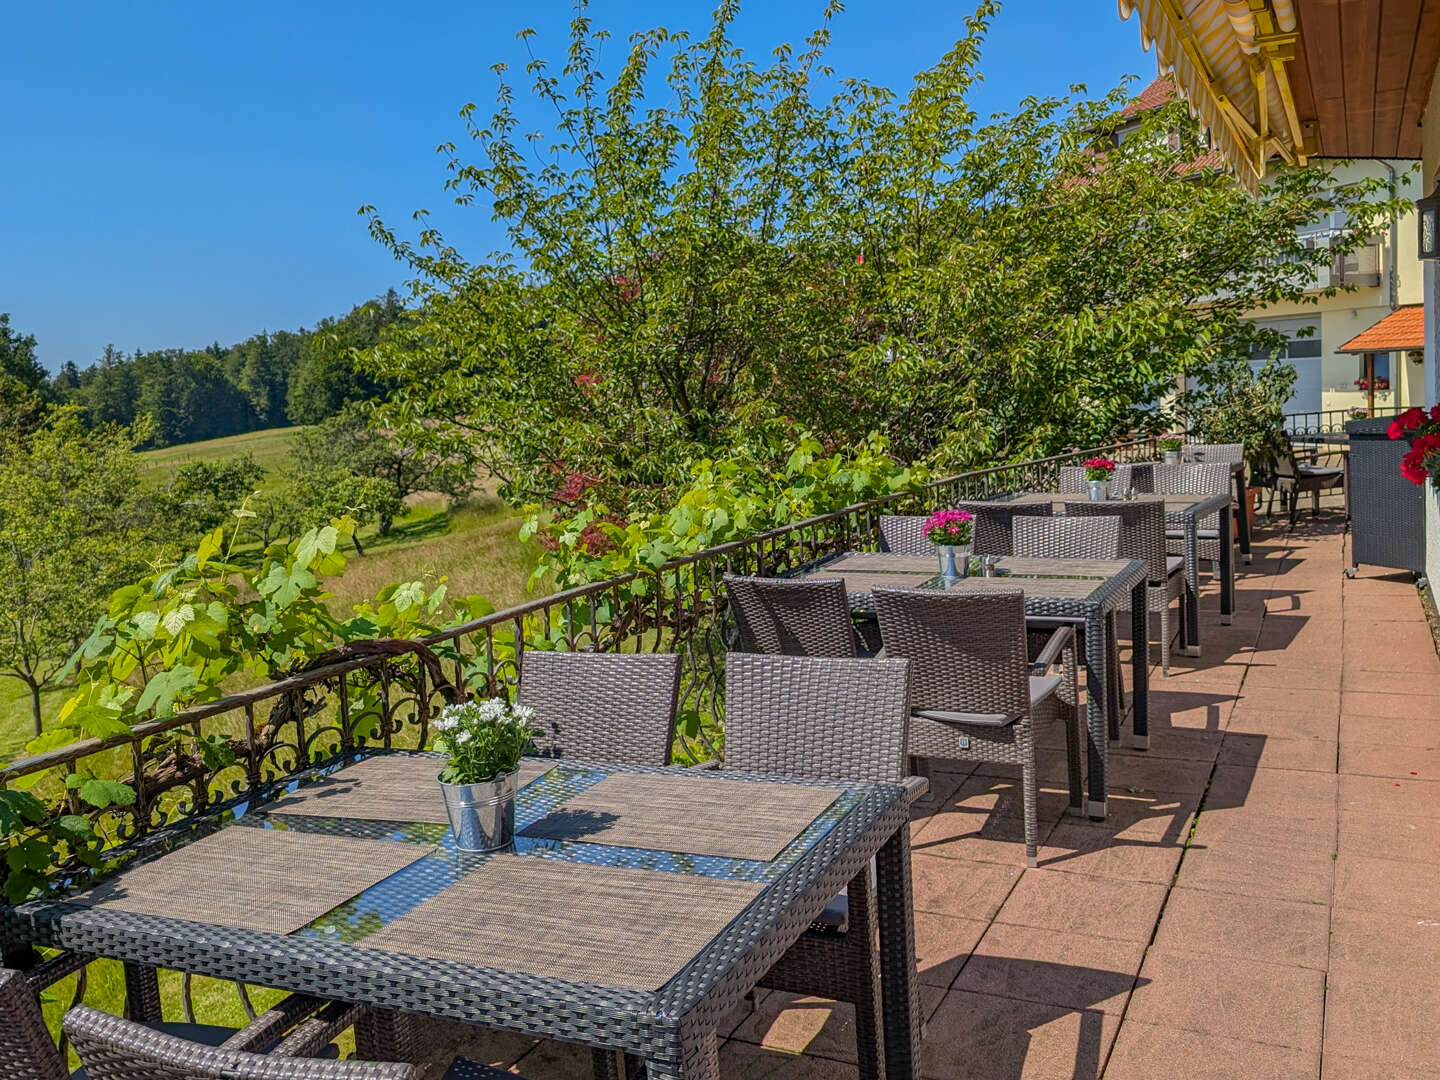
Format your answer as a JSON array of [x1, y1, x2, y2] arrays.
[[1, 2, 1153, 372]]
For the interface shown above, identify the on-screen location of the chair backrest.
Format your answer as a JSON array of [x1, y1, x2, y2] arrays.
[[878, 515, 928, 555], [63, 1005, 417, 1080], [1012, 515, 1122, 560], [0, 969, 68, 1080], [723, 654, 911, 783], [516, 651, 682, 766], [1184, 442, 1245, 465], [1058, 464, 1137, 495], [1151, 461, 1232, 496], [872, 588, 1030, 720], [951, 502, 1052, 557], [1063, 499, 1167, 581], [724, 575, 858, 659]]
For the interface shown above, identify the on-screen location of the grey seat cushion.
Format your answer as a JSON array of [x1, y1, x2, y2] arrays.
[[915, 674, 1063, 727]]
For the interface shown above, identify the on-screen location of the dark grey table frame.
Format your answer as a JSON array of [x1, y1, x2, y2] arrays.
[[798, 553, 1149, 820], [2, 757, 919, 1080]]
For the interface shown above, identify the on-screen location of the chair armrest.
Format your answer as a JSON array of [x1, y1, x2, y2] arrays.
[[902, 775, 930, 804], [220, 993, 335, 1054], [687, 758, 723, 770], [1030, 624, 1075, 672], [267, 1000, 366, 1058]]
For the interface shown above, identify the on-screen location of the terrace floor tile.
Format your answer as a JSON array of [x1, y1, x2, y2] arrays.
[[1104, 1021, 1320, 1080], [1151, 886, 1331, 970]]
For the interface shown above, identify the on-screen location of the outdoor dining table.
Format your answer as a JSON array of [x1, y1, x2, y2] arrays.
[[1, 752, 921, 1080], [792, 551, 1149, 820], [992, 491, 1235, 656]]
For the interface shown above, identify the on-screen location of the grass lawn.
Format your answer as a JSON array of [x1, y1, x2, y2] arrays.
[[136, 426, 301, 488]]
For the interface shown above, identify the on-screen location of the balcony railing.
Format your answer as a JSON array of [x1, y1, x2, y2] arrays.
[[1284, 404, 1402, 435], [0, 436, 1165, 903]]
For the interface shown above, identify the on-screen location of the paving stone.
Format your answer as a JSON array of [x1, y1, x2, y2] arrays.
[[1337, 811, 1440, 864], [1338, 714, 1440, 749], [1219, 733, 1337, 772], [1104, 1021, 1319, 1080], [1178, 839, 1334, 905], [1338, 691, 1440, 721], [1099, 752, 1213, 795], [1037, 821, 1185, 884], [728, 986, 946, 1065], [952, 923, 1142, 1013], [912, 809, 1056, 866], [1321, 1053, 1440, 1080], [1343, 668, 1440, 696], [992, 869, 1167, 943], [1323, 962, 1440, 1073], [1338, 774, 1440, 819], [1338, 741, 1440, 780], [1234, 687, 1341, 715], [1328, 905, 1440, 975], [1126, 949, 1324, 1051], [910, 854, 1021, 921], [918, 990, 1120, 1080], [914, 912, 989, 989], [1152, 886, 1330, 970], [1243, 664, 1342, 691], [1333, 854, 1440, 918], [717, 1039, 861, 1079]]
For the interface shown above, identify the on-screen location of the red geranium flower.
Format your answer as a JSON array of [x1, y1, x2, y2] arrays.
[[1388, 407, 1427, 439]]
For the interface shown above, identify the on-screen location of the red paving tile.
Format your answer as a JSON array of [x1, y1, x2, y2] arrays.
[[704, 518, 1440, 1079], [1105, 1021, 1320, 1080]]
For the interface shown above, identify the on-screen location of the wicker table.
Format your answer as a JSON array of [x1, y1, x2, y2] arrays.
[[995, 492, 1234, 656], [794, 552, 1149, 819], [2, 754, 919, 1080]]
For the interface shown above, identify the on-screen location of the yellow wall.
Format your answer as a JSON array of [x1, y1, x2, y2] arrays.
[[1244, 159, 1425, 414]]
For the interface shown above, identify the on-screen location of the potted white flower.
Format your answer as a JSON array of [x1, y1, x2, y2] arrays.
[[433, 698, 540, 851]]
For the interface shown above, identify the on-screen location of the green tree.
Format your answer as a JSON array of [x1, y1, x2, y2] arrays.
[[154, 453, 267, 541], [291, 406, 475, 534], [285, 292, 403, 425], [360, 1, 1394, 510], [0, 314, 53, 435], [0, 411, 152, 736]]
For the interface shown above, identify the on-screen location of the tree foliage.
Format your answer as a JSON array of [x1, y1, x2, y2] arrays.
[[360, 0, 1395, 512], [0, 411, 153, 736]]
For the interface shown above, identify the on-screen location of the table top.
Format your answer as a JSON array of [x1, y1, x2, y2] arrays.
[[7, 752, 907, 1032], [795, 551, 1146, 612]]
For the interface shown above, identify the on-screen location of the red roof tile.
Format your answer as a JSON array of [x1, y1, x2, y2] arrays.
[[1337, 305, 1425, 353], [1121, 76, 1178, 118]]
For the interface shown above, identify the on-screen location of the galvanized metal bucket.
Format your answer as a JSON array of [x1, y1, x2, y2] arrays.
[[1086, 479, 1110, 502], [1163, 450, 1182, 465], [936, 544, 971, 581], [438, 770, 518, 851]]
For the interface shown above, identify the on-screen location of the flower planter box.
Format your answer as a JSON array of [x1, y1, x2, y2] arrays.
[[1346, 417, 1427, 578]]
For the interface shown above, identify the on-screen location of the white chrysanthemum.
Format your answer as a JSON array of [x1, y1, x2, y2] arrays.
[[511, 704, 535, 723]]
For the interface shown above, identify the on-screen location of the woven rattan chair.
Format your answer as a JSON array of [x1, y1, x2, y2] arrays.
[[877, 514, 928, 555], [1153, 461, 1233, 566], [516, 650, 681, 766], [1012, 515, 1121, 561], [1183, 442, 1245, 465], [872, 588, 1080, 867], [724, 575, 862, 658], [5, 962, 484, 1080], [1057, 464, 1138, 496], [1273, 446, 1344, 521], [723, 653, 912, 1080], [951, 501, 1052, 557], [61, 1002, 517, 1080], [1066, 499, 1186, 675]]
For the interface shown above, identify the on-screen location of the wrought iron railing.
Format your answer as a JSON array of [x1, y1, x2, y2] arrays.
[[1, 436, 1162, 888], [1284, 404, 1403, 436]]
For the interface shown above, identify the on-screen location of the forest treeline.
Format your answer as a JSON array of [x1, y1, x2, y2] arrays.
[[32, 290, 405, 445]]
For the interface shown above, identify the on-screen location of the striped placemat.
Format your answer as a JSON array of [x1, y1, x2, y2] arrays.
[[519, 772, 838, 861], [268, 755, 555, 824], [358, 854, 764, 991], [70, 827, 433, 934]]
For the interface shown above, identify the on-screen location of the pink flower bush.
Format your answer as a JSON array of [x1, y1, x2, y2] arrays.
[[1082, 457, 1116, 481], [923, 508, 973, 546]]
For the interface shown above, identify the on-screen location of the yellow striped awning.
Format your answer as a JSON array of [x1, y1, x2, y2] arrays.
[[1118, 0, 1307, 193]]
